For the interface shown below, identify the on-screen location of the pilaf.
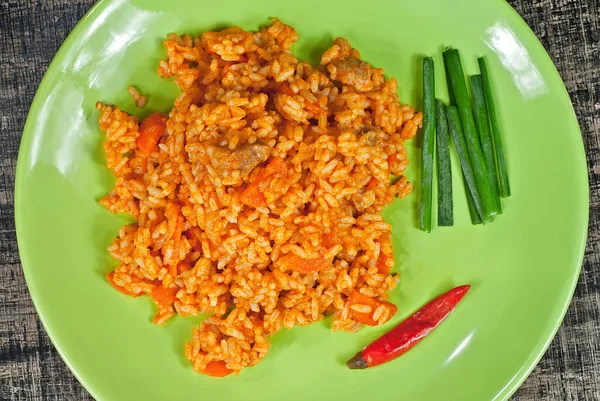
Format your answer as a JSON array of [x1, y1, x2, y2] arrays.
[[97, 18, 421, 377]]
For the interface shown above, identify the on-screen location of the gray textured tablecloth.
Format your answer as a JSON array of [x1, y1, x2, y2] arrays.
[[1, 0, 598, 399]]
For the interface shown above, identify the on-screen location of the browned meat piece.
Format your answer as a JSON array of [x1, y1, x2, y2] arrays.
[[329, 57, 374, 92], [209, 143, 270, 176]]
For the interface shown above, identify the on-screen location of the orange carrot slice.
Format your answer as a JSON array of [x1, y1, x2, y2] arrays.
[[367, 177, 379, 189], [277, 253, 330, 274], [150, 285, 178, 306], [277, 82, 296, 97], [167, 264, 178, 278], [322, 231, 339, 249], [376, 251, 393, 274], [202, 361, 233, 377], [136, 112, 167, 156], [303, 100, 326, 116], [261, 157, 287, 177], [240, 157, 287, 208], [240, 183, 267, 208], [348, 292, 397, 326]]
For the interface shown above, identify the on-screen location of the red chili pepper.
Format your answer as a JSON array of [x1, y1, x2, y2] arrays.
[[346, 285, 470, 369]]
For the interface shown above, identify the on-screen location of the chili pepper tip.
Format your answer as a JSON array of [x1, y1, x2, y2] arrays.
[[455, 284, 471, 296], [346, 352, 368, 369]]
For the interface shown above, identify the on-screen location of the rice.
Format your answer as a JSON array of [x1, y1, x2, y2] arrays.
[[128, 85, 147, 108], [97, 18, 421, 376]]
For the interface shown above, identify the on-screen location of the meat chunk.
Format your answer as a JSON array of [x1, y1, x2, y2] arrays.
[[329, 56, 374, 92], [320, 37, 355, 65], [209, 143, 270, 177]]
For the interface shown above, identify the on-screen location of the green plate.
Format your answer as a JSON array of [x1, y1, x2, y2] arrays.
[[15, 0, 588, 400]]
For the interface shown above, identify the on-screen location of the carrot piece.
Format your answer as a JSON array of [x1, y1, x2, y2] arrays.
[[348, 292, 397, 326], [202, 361, 233, 377], [106, 272, 142, 297], [150, 285, 178, 306], [322, 231, 340, 249], [367, 177, 379, 189], [377, 232, 394, 274], [172, 215, 184, 242], [400, 120, 416, 140], [136, 112, 167, 156], [262, 157, 287, 177], [232, 185, 246, 199], [303, 100, 326, 116], [277, 253, 330, 274], [277, 82, 296, 97], [240, 157, 287, 208], [240, 183, 267, 207], [167, 264, 178, 278], [376, 251, 393, 274]]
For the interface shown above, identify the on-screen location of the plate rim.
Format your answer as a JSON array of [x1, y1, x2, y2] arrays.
[[14, 0, 590, 400]]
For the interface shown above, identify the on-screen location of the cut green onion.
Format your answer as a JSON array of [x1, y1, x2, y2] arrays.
[[435, 99, 453, 226], [420, 57, 436, 232], [479, 56, 511, 197], [442, 52, 456, 106], [470, 74, 502, 213], [464, 173, 482, 225], [445, 105, 492, 224], [443, 48, 498, 220]]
